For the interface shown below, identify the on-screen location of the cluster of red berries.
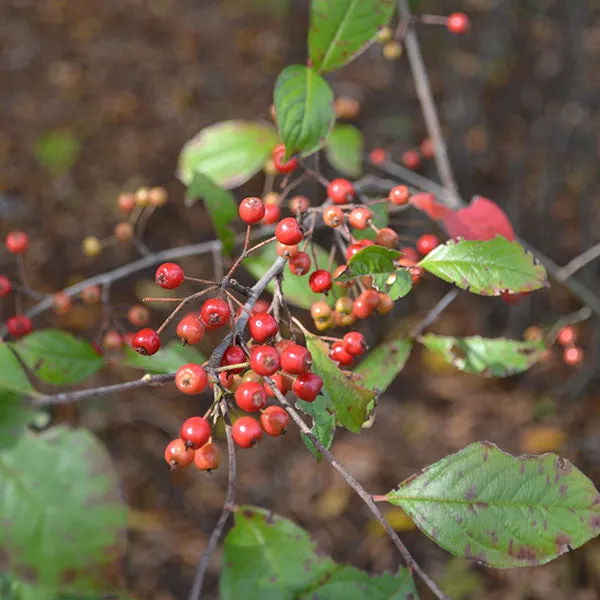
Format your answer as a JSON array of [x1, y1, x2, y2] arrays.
[[164, 417, 221, 471], [328, 332, 367, 368], [557, 325, 584, 367], [369, 137, 435, 170]]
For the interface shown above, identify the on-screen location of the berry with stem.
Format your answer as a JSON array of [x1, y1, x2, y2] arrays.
[[289, 252, 311, 275], [389, 185, 410, 206], [155, 262, 184, 289], [239, 197, 266, 224], [260, 406, 290, 436], [330, 342, 354, 366], [309, 269, 333, 293], [250, 345, 281, 376], [447, 12, 470, 34], [343, 331, 367, 356], [328, 178, 355, 204], [194, 442, 221, 471], [262, 204, 281, 225], [52, 292, 72, 315], [176, 363, 208, 395], [276, 242, 299, 259], [235, 381, 268, 412], [272, 144, 298, 174], [280, 343, 312, 375], [402, 150, 421, 170], [164, 439, 194, 469], [275, 217, 303, 245], [292, 372, 323, 402], [289, 195, 310, 213], [323, 206, 344, 228], [348, 207, 372, 230], [249, 312, 278, 342], [81, 285, 101, 304], [232, 416, 263, 448], [180, 416, 211, 449], [6, 315, 33, 337], [6, 231, 28, 254], [176, 314, 205, 344], [114, 222, 134, 242], [200, 298, 231, 329], [118, 193, 136, 214], [131, 328, 161, 355], [417, 234, 440, 256], [220, 345, 247, 374]]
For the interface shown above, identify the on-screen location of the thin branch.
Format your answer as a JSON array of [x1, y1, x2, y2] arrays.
[[187, 401, 236, 600], [410, 288, 460, 338], [556, 242, 600, 280]]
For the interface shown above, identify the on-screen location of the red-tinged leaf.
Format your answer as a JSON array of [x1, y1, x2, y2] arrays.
[[409, 193, 450, 221], [443, 196, 515, 242]]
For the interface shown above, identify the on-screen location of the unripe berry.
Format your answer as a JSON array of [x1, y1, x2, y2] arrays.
[[402, 150, 420, 170], [289, 252, 311, 276], [239, 196, 266, 224], [447, 12, 470, 34], [103, 330, 124, 350], [117, 193, 136, 214], [200, 298, 231, 329], [6, 315, 33, 338], [242, 370, 264, 384], [180, 416, 211, 449], [523, 326, 544, 342], [389, 185, 410, 206], [377, 293, 394, 314], [155, 262, 184, 289], [292, 372, 323, 402], [376, 227, 398, 248], [289, 195, 310, 214], [127, 304, 149, 327], [260, 406, 290, 436], [563, 346, 584, 366], [235, 381, 268, 412], [369, 147, 388, 165], [232, 416, 263, 448], [275, 217, 303, 245], [309, 269, 333, 293], [383, 41, 402, 61], [264, 372, 292, 396], [81, 285, 101, 304], [220, 345, 247, 374], [131, 328, 160, 355], [416, 234, 440, 256], [272, 144, 298, 174], [348, 207, 372, 230], [280, 344, 312, 375], [52, 292, 72, 315], [250, 345, 281, 376], [334, 96, 360, 120], [335, 310, 357, 328], [310, 301, 332, 322], [249, 312, 278, 342], [262, 203, 281, 225], [557, 325, 577, 347], [323, 206, 344, 228], [164, 438, 194, 469], [376, 26, 393, 44], [149, 186, 168, 207], [0, 275, 12, 297], [263, 191, 280, 205], [6, 231, 28, 254], [276, 242, 299, 259], [315, 313, 336, 331], [194, 442, 221, 471], [135, 186, 150, 206], [330, 342, 353, 366], [176, 314, 205, 344], [114, 222, 134, 242], [82, 236, 102, 257], [328, 178, 355, 204], [176, 363, 208, 395], [343, 331, 367, 356]]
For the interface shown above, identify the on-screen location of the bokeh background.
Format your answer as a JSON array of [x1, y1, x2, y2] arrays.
[[2, 0, 600, 598]]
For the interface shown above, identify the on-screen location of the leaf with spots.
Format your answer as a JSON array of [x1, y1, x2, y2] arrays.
[[418, 237, 548, 296], [0, 426, 127, 592], [297, 394, 336, 463], [384, 442, 600, 568], [120, 341, 206, 374], [274, 65, 335, 159], [221, 506, 416, 599], [355, 338, 413, 393], [0, 345, 35, 395], [325, 124, 363, 178], [418, 335, 546, 377], [177, 120, 279, 189], [0, 392, 33, 451], [309, 0, 397, 73], [12, 330, 104, 386]]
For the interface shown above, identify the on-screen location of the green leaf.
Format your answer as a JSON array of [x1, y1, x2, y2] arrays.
[[273, 65, 335, 158], [418, 335, 546, 377], [177, 120, 279, 189], [244, 242, 341, 309], [340, 246, 412, 300], [325, 124, 363, 177], [185, 172, 238, 255], [385, 441, 600, 568], [0, 345, 35, 395], [0, 392, 33, 451], [306, 334, 373, 432], [34, 130, 81, 176], [418, 237, 548, 296], [0, 427, 127, 591], [355, 338, 412, 393], [221, 506, 416, 600], [309, 0, 397, 73], [13, 331, 104, 386], [353, 201, 388, 242], [297, 395, 336, 462], [121, 341, 206, 374]]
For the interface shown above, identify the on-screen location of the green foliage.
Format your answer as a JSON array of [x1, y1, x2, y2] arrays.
[[339, 246, 412, 300], [177, 120, 279, 189], [309, 0, 396, 73], [0, 392, 33, 451], [297, 394, 336, 462], [221, 506, 417, 599], [355, 338, 413, 393], [325, 124, 363, 177], [13, 330, 104, 386], [121, 341, 206, 374], [0, 345, 35, 395], [418, 237, 548, 296], [34, 130, 81, 175], [385, 442, 600, 567], [185, 172, 238, 255], [273, 65, 335, 158], [306, 334, 373, 432], [0, 427, 127, 592], [418, 334, 546, 377]]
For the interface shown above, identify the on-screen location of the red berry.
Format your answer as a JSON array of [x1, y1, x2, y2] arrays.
[[51, 292, 72, 315], [6, 315, 33, 337], [118, 193, 136, 214], [323, 206, 344, 228], [218, 370, 239, 391], [275, 217, 303, 245], [176, 314, 205, 344], [369, 147, 388, 165], [447, 12, 470, 34], [81, 284, 101, 304], [330, 342, 353, 366], [400, 246, 420, 264], [249, 345, 281, 376], [262, 203, 281, 225], [264, 372, 292, 396], [346, 243, 365, 262], [272, 144, 298, 174], [102, 330, 124, 350], [343, 331, 367, 356], [289, 195, 310, 214], [252, 299, 270, 314], [114, 222, 134, 242], [6, 231, 28, 254], [0, 275, 12, 297], [409, 265, 424, 284], [249, 312, 278, 342], [289, 252, 311, 276], [194, 442, 221, 471], [155, 263, 184, 289], [127, 304, 149, 327], [348, 207, 372, 230], [280, 344, 312, 375], [235, 381, 268, 412], [232, 416, 263, 448], [389, 185, 410, 206], [176, 363, 208, 395], [132, 328, 161, 355], [416, 234, 440, 256], [309, 269, 333, 293], [276, 242, 299, 259], [563, 346, 584, 366], [402, 150, 421, 170], [328, 178, 355, 204], [275, 338, 295, 355], [200, 298, 231, 329], [220, 345, 247, 374], [164, 438, 194, 469], [292, 372, 323, 402], [557, 325, 578, 347], [180, 416, 211, 449], [260, 406, 289, 436], [377, 293, 394, 314], [420, 137, 435, 159], [376, 227, 398, 248], [239, 196, 266, 224]]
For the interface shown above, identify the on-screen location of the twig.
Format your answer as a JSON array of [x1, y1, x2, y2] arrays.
[[556, 242, 600, 280], [410, 288, 460, 338], [187, 401, 236, 600]]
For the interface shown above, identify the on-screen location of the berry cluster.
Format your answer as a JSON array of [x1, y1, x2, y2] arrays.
[[557, 325, 584, 367]]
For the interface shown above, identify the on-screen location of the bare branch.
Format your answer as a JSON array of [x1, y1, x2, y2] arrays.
[[556, 242, 600, 280], [410, 289, 460, 338]]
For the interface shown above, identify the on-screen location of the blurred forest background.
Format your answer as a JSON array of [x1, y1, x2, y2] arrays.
[[2, 0, 600, 598]]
